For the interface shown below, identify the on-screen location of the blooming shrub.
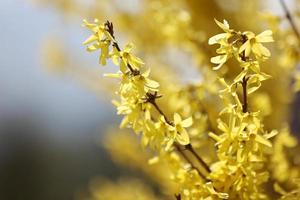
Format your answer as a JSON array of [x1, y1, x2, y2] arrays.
[[80, 12, 300, 199], [38, 0, 300, 199]]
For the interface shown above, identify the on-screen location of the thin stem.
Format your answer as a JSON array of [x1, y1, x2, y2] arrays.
[[279, 0, 300, 41], [149, 100, 173, 126], [174, 194, 181, 200], [240, 34, 249, 113], [112, 39, 135, 73], [105, 21, 137, 74], [185, 144, 211, 173], [174, 144, 207, 181], [147, 95, 211, 174], [242, 76, 248, 113]]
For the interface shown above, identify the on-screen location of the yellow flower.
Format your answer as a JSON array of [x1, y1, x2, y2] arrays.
[[120, 43, 145, 71], [210, 42, 234, 70], [82, 19, 113, 65], [209, 19, 273, 70], [134, 69, 160, 93], [168, 113, 193, 146], [208, 19, 235, 70], [239, 30, 274, 59], [82, 19, 106, 44], [106, 70, 159, 102], [96, 40, 110, 65], [208, 19, 233, 45], [142, 119, 158, 147], [240, 60, 260, 73], [113, 100, 142, 130]]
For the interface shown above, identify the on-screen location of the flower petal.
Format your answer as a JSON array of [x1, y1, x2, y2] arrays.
[[181, 117, 193, 127], [211, 54, 227, 64], [214, 19, 230, 32], [176, 129, 190, 145], [239, 40, 251, 57], [145, 78, 160, 90], [174, 113, 182, 124], [83, 34, 98, 45], [255, 134, 272, 147], [252, 43, 271, 57], [256, 30, 274, 43], [208, 33, 228, 45]]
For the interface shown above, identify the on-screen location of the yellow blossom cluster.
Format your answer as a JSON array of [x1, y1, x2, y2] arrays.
[[207, 19, 277, 199], [34, 0, 300, 199], [83, 19, 193, 151], [81, 16, 300, 199]]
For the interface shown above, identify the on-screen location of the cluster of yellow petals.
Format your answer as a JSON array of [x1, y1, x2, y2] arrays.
[[34, 0, 300, 198], [207, 19, 278, 199], [209, 19, 274, 70], [82, 17, 300, 200], [83, 19, 193, 152]]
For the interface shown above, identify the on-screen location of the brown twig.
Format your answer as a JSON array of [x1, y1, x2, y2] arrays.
[[145, 92, 211, 175], [174, 144, 207, 180], [105, 21, 138, 74], [242, 76, 248, 113], [279, 0, 300, 41], [174, 194, 181, 200], [146, 93, 173, 126], [240, 34, 249, 113], [185, 144, 211, 173]]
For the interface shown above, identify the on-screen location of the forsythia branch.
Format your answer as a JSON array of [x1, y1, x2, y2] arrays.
[[84, 19, 211, 180], [82, 16, 288, 199], [146, 92, 211, 176], [105, 20, 137, 74]]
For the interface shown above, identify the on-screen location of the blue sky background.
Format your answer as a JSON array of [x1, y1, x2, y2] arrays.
[[0, 2, 119, 198], [0, 0, 115, 138]]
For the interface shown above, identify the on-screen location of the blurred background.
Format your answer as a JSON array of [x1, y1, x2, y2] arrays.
[[0, 0, 120, 199], [0, 0, 299, 199]]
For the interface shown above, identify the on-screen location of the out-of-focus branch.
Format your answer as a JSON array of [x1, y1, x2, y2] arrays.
[[279, 0, 300, 41]]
